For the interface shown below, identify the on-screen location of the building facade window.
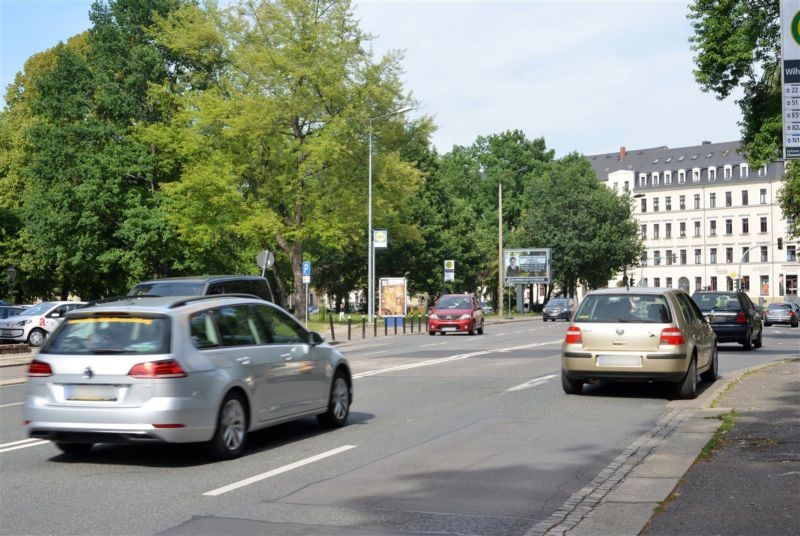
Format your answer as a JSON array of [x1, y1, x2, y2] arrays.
[[761, 246, 768, 262], [708, 167, 716, 181], [726, 247, 733, 263], [654, 251, 661, 265], [742, 247, 750, 263], [724, 165, 732, 179], [694, 194, 700, 209], [760, 217, 767, 233], [742, 275, 750, 292], [710, 248, 717, 264], [679, 195, 685, 210], [710, 276, 718, 290], [641, 198, 647, 213], [652, 172, 659, 186], [740, 163, 749, 178], [653, 198, 659, 212], [788, 245, 797, 262], [760, 275, 769, 295], [654, 277, 661, 288], [678, 169, 686, 183], [665, 196, 671, 210], [695, 277, 702, 291], [665, 171, 672, 184], [727, 277, 734, 291], [639, 173, 647, 187], [695, 249, 702, 264], [680, 250, 687, 265], [709, 220, 717, 236], [725, 219, 733, 235], [760, 188, 767, 204], [725, 191, 732, 207], [640, 224, 647, 238], [742, 218, 749, 234], [666, 277, 673, 288], [666, 249, 674, 265], [758, 165, 768, 177], [653, 224, 660, 239], [742, 190, 749, 205], [709, 193, 716, 208], [693, 168, 700, 182], [680, 222, 686, 238], [694, 221, 701, 237]]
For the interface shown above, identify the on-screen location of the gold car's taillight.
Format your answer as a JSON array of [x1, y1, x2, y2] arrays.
[[565, 326, 582, 344], [659, 327, 685, 346]]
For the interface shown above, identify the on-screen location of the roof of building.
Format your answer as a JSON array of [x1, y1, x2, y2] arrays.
[[588, 141, 744, 178]]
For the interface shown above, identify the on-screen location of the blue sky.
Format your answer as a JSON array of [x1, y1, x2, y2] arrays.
[[0, 0, 742, 156]]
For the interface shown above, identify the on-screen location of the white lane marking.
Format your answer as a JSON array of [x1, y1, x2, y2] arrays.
[[421, 342, 446, 347], [493, 333, 507, 336], [0, 402, 23, 408], [347, 343, 392, 353], [203, 445, 357, 496], [0, 439, 49, 454], [353, 340, 562, 379], [0, 438, 41, 448], [506, 374, 558, 392], [364, 351, 388, 356]]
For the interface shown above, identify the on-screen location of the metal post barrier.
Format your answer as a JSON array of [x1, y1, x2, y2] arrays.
[[374, 319, 377, 338], [328, 314, 335, 342], [394, 319, 398, 335], [362, 316, 366, 339], [406, 315, 410, 334], [347, 316, 352, 341], [384, 319, 387, 336]]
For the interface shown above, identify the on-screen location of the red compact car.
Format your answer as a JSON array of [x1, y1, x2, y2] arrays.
[[428, 294, 485, 335]]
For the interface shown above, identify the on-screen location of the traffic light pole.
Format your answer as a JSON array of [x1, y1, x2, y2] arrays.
[[736, 239, 784, 291]]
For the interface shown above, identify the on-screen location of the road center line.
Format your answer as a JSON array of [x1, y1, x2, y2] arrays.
[[364, 351, 388, 356], [353, 340, 562, 379], [421, 342, 446, 347], [0, 439, 50, 454], [0, 402, 23, 408], [506, 374, 558, 392], [203, 445, 357, 496]]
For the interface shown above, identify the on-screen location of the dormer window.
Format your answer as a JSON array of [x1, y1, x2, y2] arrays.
[[708, 167, 716, 181], [723, 165, 732, 179], [740, 163, 749, 178], [678, 169, 686, 183], [692, 168, 700, 182], [652, 172, 659, 186], [664, 170, 672, 184], [639, 173, 647, 187], [757, 165, 768, 177]]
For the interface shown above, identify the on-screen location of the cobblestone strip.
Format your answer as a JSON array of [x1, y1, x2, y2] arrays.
[[526, 407, 693, 536]]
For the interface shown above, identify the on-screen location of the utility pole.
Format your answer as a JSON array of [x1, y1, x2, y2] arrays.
[[498, 181, 503, 318]]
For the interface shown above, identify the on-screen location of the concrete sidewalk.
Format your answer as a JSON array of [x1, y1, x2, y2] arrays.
[[531, 358, 800, 536]]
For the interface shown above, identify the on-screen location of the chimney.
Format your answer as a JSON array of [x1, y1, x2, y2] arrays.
[[702, 140, 711, 145], [619, 146, 627, 161]]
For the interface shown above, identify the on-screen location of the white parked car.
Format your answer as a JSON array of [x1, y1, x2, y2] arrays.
[[0, 301, 86, 347]]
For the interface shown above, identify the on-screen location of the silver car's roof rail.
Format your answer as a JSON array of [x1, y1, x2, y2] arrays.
[[168, 294, 262, 309], [85, 295, 159, 307]]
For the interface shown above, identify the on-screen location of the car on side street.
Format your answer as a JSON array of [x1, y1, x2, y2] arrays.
[[0, 301, 86, 347], [561, 288, 717, 399], [428, 294, 484, 336], [763, 302, 798, 327], [129, 275, 272, 302], [691, 291, 763, 350], [542, 298, 575, 322], [23, 294, 352, 459]]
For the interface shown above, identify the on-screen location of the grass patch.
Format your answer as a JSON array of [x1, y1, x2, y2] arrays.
[[698, 409, 738, 459]]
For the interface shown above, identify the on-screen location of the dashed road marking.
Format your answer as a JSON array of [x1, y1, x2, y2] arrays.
[[0, 438, 49, 454], [0, 402, 23, 409], [506, 374, 558, 392]]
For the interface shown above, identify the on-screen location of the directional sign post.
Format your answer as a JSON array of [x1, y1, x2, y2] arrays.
[[781, 1, 800, 158]]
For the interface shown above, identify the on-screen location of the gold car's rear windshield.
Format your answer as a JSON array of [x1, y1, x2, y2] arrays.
[[575, 294, 673, 323], [42, 316, 170, 355]]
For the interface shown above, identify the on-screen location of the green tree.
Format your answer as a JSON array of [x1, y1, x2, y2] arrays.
[[521, 154, 642, 298], [688, 1, 799, 236], [150, 0, 433, 313]]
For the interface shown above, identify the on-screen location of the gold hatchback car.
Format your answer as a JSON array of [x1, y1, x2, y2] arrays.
[[561, 288, 717, 399]]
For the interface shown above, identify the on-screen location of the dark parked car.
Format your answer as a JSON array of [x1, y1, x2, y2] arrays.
[[543, 298, 575, 322], [129, 275, 272, 302], [691, 291, 763, 350], [763, 302, 798, 327]]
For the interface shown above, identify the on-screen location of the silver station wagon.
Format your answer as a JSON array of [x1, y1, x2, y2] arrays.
[[561, 288, 717, 399], [24, 295, 352, 459]]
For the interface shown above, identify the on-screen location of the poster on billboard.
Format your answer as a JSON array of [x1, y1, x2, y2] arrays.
[[379, 277, 407, 317], [504, 248, 550, 285]]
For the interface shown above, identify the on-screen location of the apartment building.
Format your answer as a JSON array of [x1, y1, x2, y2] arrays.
[[589, 141, 798, 304]]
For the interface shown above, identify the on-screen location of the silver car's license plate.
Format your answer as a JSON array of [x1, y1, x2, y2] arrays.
[[64, 384, 118, 402], [597, 355, 642, 368]]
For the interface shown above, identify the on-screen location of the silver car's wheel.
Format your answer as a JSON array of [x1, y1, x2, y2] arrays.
[[27, 328, 46, 347], [207, 392, 247, 459], [317, 373, 350, 428]]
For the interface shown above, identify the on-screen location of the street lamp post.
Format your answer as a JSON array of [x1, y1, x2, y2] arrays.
[[6, 266, 17, 304], [368, 106, 412, 325]]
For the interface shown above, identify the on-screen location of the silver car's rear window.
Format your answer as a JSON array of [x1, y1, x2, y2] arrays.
[[574, 294, 673, 323], [43, 317, 170, 355]]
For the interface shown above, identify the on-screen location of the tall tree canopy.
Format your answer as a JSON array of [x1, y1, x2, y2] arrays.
[[149, 0, 433, 312], [689, 0, 798, 237]]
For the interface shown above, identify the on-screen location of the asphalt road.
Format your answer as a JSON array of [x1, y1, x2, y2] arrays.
[[0, 320, 797, 535]]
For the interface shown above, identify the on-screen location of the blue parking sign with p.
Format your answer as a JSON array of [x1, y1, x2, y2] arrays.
[[302, 261, 311, 276]]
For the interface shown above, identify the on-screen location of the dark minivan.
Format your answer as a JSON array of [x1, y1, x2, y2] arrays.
[[691, 291, 763, 350], [129, 275, 272, 302]]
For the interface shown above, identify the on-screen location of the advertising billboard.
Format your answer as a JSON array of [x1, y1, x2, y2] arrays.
[[379, 277, 407, 317], [504, 248, 551, 285]]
